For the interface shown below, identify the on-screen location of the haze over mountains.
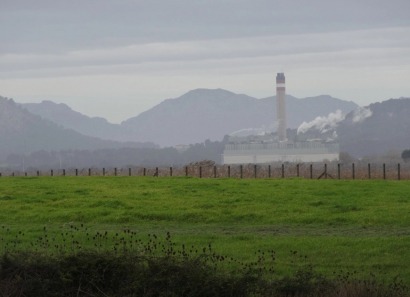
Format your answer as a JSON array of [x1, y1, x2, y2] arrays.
[[22, 100, 135, 143], [295, 97, 410, 158], [1, 89, 410, 168], [21, 89, 358, 147], [338, 98, 410, 157], [0, 96, 156, 158]]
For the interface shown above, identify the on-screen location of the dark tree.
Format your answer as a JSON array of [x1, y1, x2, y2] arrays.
[[401, 149, 410, 162]]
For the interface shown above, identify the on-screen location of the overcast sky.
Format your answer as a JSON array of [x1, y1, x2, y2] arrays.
[[1, 0, 409, 123]]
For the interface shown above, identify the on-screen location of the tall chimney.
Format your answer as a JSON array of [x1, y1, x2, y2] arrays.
[[276, 72, 287, 141]]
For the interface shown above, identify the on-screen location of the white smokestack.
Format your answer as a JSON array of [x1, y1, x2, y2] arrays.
[[276, 73, 287, 141]]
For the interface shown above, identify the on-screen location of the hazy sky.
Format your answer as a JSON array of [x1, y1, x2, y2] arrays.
[[1, 0, 410, 123]]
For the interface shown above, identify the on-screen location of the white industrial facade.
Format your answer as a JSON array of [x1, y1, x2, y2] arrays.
[[222, 141, 339, 164]]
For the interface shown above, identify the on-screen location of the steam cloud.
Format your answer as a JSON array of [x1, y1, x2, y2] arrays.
[[352, 107, 372, 123], [297, 110, 344, 135], [230, 125, 272, 137]]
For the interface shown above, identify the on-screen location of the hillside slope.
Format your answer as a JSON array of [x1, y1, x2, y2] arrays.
[[22, 101, 140, 143], [122, 89, 358, 146], [338, 98, 410, 157], [0, 96, 150, 158]]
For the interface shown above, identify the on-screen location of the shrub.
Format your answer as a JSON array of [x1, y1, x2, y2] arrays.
[[0, 232, 408, 297]]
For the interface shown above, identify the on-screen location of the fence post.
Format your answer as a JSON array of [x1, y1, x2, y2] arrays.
[[12, 172, 15, 177], [281, 164, 285, 178], [115, 168, 117, 176], [398, 163, 401, 180], [368, 163, 371, 179], [185, 166, 188, 177], [89, 168, 91, 176], [213, 166, 217, 178], [63, 169, 66, 176], [37, 170, 40, 177], [199, 166, 202, 178], [129, 168, 131, 176], [296, 164, 300, 177], [337, 163, 341, 179], [383, 163, 386, 180], [228, 166, 231, 178], [254, 164, 257, 178], [75, 169, 78, 176], [51, 169, 53, 177], [155, 167, 159, 177], [268, 165, 271, 178], [170, 167, 173, 177], [240, 165, 243, 178], [143, 168, 146, 176], [310, 164, 313, 179], [352, 163, 355, 180], [25, 172, 27, 177], [324, 164, 327, 179]]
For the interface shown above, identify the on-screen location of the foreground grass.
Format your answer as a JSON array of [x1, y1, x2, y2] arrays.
[[0, 176, 409, 283]]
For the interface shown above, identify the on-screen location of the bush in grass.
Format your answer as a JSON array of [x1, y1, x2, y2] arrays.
[[1, 251, 408, 297], [0, 251, 258, 297], [0, 231, 408, 297], [271, 265, 333, 297], [0, 251, 138, 296]]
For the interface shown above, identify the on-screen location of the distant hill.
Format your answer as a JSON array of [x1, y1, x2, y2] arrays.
[[21, 89, 357, 147], [122, 89, 358, 146], [0, 96, 155, 159], [22, 100, 137, 142], [338, 98, 410, 157], [3, 94, 410, 163]]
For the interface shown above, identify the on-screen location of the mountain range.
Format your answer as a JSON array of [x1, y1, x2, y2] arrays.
[[22, 100, 135, 143], [21, 88, 358, 147], [338, 98, 410, 157], [1, 89, 410, 164], [0, 96, 156, 159]]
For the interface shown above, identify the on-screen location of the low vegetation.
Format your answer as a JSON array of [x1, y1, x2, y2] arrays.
[[0, 232, 408, 297], [0, 177, 409, 296]]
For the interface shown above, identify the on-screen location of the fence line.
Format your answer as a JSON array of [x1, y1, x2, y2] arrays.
[[1, 163, 410, 180]]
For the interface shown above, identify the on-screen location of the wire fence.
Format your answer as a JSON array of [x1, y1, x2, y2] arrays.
[[1, 162, 410, 180]]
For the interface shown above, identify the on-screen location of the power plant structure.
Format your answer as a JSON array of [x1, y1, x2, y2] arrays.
[[276, 73, 287, 142], [222, 73, 339, 164]]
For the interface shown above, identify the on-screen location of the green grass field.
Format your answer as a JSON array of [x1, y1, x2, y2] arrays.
[[0, 176, 409, 282]]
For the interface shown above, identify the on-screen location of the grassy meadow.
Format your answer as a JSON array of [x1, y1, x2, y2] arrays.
[[0, 176, 409, 283]]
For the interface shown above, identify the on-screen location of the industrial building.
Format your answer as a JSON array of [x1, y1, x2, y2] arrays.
[[222, 73, 339, 164]]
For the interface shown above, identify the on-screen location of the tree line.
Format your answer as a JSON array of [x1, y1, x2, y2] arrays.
[[2, 136, 410, 171], [0, 138, 227, 171]]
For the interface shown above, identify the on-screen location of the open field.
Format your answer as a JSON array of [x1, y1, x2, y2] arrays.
[[0, 176, 409, 283]]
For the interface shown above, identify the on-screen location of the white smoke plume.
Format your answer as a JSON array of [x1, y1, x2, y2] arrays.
[[352, 107, 372, 123], [230, 128, 265, 137], [297, 110, 345, 135], [230, 125, 273, 137]]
